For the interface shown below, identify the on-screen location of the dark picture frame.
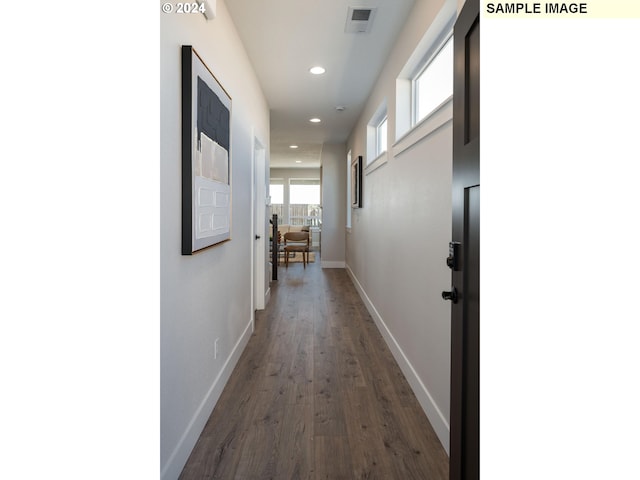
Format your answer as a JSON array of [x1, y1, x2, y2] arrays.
[[181, 45, 232, 255], [351, 155, 363, 208]]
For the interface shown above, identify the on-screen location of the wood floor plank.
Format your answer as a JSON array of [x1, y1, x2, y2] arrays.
[[342, 385, 395, 479], [274, 402, 314, 479], [314, 435, 353, 480], [179, 257, 448, 479], [313, 345, 348, 437]]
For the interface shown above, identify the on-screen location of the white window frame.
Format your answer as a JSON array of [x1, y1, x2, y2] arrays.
[[376, 116, 388, 157], [366, 100, 388, 165], [394, 6, 456, 142], [412, 33, 454, 127]]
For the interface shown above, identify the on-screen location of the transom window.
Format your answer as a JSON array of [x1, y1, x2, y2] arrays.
[[376, 116, 388, 156], [367, 100, 388, 164], [413, 35, 453, 125]]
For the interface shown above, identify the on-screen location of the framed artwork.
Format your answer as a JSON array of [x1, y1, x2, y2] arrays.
[[351, 155, 363, 208], [181, 45, 232, 254]]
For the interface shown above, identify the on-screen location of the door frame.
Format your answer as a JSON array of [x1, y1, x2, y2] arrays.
[[251, 133, 268, 319], [449, 0, 480, 479]]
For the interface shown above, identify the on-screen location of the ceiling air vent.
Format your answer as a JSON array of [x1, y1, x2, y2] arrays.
[[345, 6, 377, 34]]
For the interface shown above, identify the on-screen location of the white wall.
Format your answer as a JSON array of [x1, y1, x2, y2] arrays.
[[346, 0, 456, 453], [320, 143, 347, 267], [160, 3, 269, 479]]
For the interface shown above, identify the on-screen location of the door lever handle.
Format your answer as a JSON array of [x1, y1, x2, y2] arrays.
[[442, 287, 458, 304], [255, 235, 261, 240]]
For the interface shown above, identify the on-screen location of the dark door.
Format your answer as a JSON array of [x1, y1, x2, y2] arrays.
[[446, 1, 479, 479]]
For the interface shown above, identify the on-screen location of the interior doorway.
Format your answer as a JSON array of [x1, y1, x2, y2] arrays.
[[252, 136, 268, 315]]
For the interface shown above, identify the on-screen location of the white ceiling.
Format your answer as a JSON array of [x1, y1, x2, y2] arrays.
[[225, 0, 416, 169]]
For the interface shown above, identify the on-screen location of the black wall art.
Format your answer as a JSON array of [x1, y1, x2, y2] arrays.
[[351, 155, 363, 208]]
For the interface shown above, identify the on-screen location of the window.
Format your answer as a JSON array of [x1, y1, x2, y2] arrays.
[[270, 183, 283, 204], [289, 179, 321, 226], [376, 116, 388, 156], [395, 6, 456, 140], [269, 179, 284, 220], [367, 100, 388, 164], [413, 35, 453, 125]]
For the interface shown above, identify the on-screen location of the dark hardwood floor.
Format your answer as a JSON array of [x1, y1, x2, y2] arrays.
[[179, 254, 449, 479]]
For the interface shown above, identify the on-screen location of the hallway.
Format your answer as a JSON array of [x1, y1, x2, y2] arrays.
[[179, 258, 449, 479]]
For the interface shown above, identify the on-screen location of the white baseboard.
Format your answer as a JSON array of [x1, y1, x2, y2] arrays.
[[345, 264, 450, 454], [321, 260, 345, 268], [161, 318, 254, 480]]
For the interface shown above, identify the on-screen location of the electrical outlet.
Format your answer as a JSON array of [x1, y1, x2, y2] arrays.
[[214, 338, 219, 359]]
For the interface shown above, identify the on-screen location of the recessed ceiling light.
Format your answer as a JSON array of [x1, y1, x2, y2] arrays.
[[295, 160, 302, 163], [309, 118, 321, 123], [309, 66, 326, 75], [289, 145, 298, 149]]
